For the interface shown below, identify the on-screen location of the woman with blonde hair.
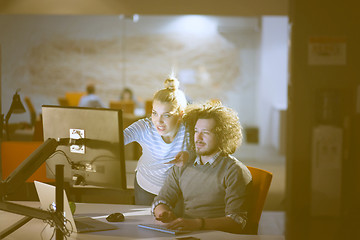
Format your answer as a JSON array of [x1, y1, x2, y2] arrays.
[[123, 80, 189, 205]]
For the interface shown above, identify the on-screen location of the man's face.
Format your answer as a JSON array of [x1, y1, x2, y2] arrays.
[[194, 118, 218, 156]]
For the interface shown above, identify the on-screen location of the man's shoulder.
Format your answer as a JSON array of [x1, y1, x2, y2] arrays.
[[219, 154, 243, 165], [220, 155, 252, 178]]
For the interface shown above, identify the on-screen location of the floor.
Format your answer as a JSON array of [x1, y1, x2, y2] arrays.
[[258, 211, 285, 235]]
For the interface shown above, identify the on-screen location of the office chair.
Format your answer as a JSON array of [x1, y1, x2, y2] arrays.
[[57, 97, 69, 106], [23, 96, 43, 141], [24, 96, 36, 127], [1, 141, 50, 183], [65, 92, 86, 106], [109, 100, 135, 114], [244, 166, 273, 234], [32, 113, 43, 141], [145, 100, 153, 116]]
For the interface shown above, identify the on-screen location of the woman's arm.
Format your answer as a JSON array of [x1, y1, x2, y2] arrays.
[[123, 118, 147, 145]]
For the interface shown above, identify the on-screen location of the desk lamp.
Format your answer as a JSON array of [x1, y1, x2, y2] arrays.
[[4, 89, 26, 140]]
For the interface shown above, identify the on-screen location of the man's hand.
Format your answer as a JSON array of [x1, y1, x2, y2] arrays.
[[153, 204, 176, 223], [166, 218, 203, 231], [165, 151, 189, 167]]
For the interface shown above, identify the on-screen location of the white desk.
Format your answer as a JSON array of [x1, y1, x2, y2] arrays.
[[1, 201, 285, 240]]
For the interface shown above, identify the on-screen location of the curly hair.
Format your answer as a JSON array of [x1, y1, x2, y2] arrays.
[[183, 101, 243, 155]]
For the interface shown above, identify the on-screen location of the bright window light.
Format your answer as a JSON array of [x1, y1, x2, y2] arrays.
[[166, 15, 217, 36]]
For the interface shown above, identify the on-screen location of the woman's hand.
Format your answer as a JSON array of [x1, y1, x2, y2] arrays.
[[153, 204, 176, 223], [165, 151, 189, 167]]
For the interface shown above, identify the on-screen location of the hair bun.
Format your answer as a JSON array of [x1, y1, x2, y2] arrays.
[[164, 78, 179, 92], [166, 86, 177, 92]]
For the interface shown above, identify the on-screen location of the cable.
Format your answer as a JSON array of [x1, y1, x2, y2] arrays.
[[47, 149, 88, 171], [40, 221, 48, 240], [40, 203, 74, 240], [46, 150, 74, 178], [46, 142, 117, 175], [49, 228, 55, 240], [89, 154, 117, 164], [49, 150, 74, 166]]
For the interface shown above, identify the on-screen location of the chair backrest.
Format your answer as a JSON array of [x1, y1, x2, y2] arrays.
[[58, 97, 69, 106], [145, 100, 153, 116], [65, 92, 86, 106], [109, 100, 135, 114], [24, 96, 36, 126], [1, 141, 51, 183], [32, 113, 44, 141], [245, 166, 273, 234]]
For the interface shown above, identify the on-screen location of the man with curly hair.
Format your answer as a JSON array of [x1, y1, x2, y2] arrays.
[[151, 101, 252, 234]]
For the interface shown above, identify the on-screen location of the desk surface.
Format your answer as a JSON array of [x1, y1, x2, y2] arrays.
[[1, 201, 285, 240]]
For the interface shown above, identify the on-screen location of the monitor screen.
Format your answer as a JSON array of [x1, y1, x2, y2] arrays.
[[42, 105, 126, 189]]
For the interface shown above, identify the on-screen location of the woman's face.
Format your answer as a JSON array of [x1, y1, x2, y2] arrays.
[[151, 100, 181, 139]]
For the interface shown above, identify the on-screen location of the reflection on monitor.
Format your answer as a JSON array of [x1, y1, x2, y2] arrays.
[[42, 105, 126, 189]]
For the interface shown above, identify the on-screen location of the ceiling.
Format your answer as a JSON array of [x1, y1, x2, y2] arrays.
[[0, 0, 288, 16]]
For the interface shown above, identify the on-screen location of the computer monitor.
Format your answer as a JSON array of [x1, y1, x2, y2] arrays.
[[41, 105, 126, 189]]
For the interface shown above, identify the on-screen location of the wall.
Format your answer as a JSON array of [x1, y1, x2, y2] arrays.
[[287, 0, 360, 239], [0, 15, 262, 128], [0, 1, 289, 147], [258, 16, 288, 148]]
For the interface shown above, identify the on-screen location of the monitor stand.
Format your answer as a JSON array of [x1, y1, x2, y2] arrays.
[[0, 165, 65, 239]]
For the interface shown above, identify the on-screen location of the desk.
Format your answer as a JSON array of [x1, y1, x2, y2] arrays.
[[0, 201, 285, 240]]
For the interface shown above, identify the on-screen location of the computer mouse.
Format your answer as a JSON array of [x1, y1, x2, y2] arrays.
[[106, 212, 125, 222]]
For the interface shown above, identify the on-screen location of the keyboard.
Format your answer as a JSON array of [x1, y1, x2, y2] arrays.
[[138, 223, 191, 235]]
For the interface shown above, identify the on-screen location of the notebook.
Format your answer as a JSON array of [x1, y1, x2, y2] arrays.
[[34, 181, 117, 233], [138, 223, 191, 235]]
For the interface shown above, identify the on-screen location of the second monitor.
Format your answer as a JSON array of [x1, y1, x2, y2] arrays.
[[42, 105, 126, 189]]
